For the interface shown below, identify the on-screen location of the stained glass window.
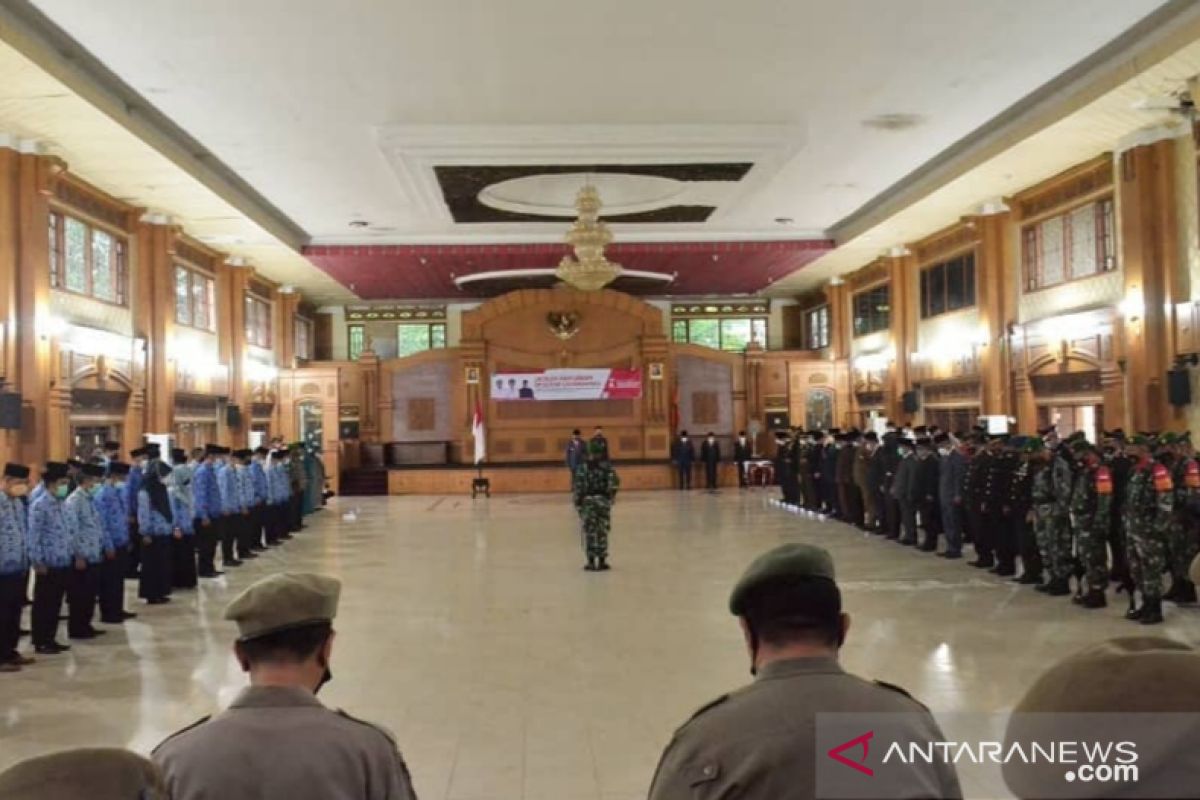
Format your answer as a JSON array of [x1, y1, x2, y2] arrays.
[[1023, 198, 1117, 291], [245, 294, 271, 348], [63, 217, 87, 293], [175, 264, 215, 332], [348, 324, 365, 361], [91, 229, 115, 301], [48, 211, 127, 304], [175, 267, 192, 326]]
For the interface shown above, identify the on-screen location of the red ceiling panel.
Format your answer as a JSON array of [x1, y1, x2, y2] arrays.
[[303, 239, 834, 299]]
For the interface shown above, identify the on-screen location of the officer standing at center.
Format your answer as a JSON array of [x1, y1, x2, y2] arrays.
[[647, 543, 961, 800], [153, 572, 417, 800], [573, 440, 620, 571]]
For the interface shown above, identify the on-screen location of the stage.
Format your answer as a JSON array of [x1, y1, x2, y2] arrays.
[[386, 460, 755, 495]]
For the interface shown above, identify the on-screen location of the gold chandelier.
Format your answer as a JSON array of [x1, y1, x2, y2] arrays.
[[555, 185, 622, 291]]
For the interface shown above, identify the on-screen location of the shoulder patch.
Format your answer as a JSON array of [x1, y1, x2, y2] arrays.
[[151, 715, 211, 754], [1095, 466, 1113, 495], [336, 708, 398, 745], [874, 680, 929, 711], [1186, 460, 1200, 489]]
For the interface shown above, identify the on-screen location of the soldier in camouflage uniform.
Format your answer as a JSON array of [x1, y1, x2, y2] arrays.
[[1163, 432, 1199, 604], [573, 440, 620, 572], [1036, 432, 1077, 595], [1067, 439, 1112, 608], [1029, 438, 1066, 593], [1009, 437, 1043, 584], [1122, 434, 1173, 624]]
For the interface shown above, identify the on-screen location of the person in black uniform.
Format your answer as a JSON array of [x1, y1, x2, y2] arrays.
[[966, 434, 997, 568], [880, 431, 902, 539], [733, 431, 752, 489], [802, 431, 821, 510], [1009, 437, 1043, 584], [821, 432, 841, 518], [700, 432, 721, 490], [991, 436, 1021, 577], [866, 432, 887, 534], [773, 432, 793, 504], [915, 437, 941, 552], [672, 431, 695, 491]]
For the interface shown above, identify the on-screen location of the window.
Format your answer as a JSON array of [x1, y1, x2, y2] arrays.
[[672, 317, 767, 351], [48, 210, 127, 304], [397, 322, 447, 357], [294, 316, 313, 361], [852, 285, 890, 337], [804, 305, 829, 350], [174, 264, 215, 331], [920, 252, 976, 319], [1022, 198, 1116, 291], [245, 294, 272, 348], [348, 324, 365, 360]]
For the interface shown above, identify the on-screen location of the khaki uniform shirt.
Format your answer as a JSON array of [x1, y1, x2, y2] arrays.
[[648, 657, 961, 800], [153, 685, 417, 800]]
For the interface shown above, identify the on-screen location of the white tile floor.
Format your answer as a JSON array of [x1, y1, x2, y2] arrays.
[[3, 489, 1199, 799]]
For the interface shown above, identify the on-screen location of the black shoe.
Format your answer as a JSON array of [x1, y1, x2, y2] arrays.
[[940, 551, 963, 559], [1139, 599, 1164, 625], [1045, 578, 1072, 597], [898, 538, 916, 546], [18, 628, 29, 638], [224, 560, 243, 567], [597, 559, 611, 571], [918, 542, 938, 553], [1015, 572, 1042, 585], [5, 653, 34, 666], [239, 552, 259, 560], [100, 617, 125, 625], [147, 597, 171, 605], [968, 558, 994, 569], [1170, 579, 1197, 604], [993, 565, 1016, 577], [198, 570, 224, 578], [1034, 582, 1052, 593], [1075, 588, 1107, 609], [121, 611, 137, 620], [1125, 604, 1144, 621], [34, 643, 69, 654], [68, 630, 99, 640]]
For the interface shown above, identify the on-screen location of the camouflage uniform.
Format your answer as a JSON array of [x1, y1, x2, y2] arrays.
[[1169, 455, 1200, 583], [1123, 458, 1172, 603], [1070, 461, 1112, 592], [572, 460, 620, 562], [1031, 463, 1057, 580], [1046, 450, 1076, 582]]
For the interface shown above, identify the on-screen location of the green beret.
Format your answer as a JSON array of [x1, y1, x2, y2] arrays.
[[1068, 438, 1094, 455], [225, 572, 340, 641], [1158, 432, 1179, 446], [1004, 637, 1200, 798], [1022, 437, 1045, 454], [1129, 433, 1155, 447], [0, 748, 167, 799], [587, 440, 605, 456], [729, 543, 835, 615]]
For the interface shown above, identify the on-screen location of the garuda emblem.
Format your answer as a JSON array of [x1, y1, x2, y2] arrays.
[[547, 311, 581, 340]]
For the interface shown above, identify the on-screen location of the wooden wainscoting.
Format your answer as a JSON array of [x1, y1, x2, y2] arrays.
[[387, 462, 745, 495]]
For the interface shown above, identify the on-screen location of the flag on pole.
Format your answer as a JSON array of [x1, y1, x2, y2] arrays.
[[472, 399, 486, 464]]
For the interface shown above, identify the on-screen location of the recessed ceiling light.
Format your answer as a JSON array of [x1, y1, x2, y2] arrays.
[[349, 220, 369, 228], [774, 217, 794, 225]]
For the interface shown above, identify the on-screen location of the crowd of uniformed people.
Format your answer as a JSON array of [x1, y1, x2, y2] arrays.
[[772, 422, 1200, 624], [0, 439, 317, 667]]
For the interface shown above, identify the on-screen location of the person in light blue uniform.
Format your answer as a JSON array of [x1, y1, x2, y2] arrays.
[[249, 447, 270, 549], [267, 449, 292, 545], [95, 462, 135, 624], [215, 448, 243, 568], [27, 462, 73, 654], [137, 461, 176, 605], [169, 456, 197, 590], [63, 463, 111, 640], [191, 446, 221, 578], [233, 450, 259, 560], [0, 463, 32, 671], [124, 445, 149, 578]]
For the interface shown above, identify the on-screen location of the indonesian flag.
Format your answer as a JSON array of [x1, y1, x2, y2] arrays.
[[472, 399, 486, 464]]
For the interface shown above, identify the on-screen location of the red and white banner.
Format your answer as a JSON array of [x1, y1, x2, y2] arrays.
[[491, 369, 642, 401]]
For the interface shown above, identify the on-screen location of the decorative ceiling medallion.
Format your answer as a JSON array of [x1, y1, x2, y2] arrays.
[[555, 186, 622, 291], [479, 172, 686, 218]]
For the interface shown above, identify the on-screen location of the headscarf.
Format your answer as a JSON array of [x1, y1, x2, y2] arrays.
[[143, 460, 173, 523], [170, 462, 194, 508]]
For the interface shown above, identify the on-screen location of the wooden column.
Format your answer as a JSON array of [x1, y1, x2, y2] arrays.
[[224, 262, 250, 446], [1118, 139, 1177, 431], [358, 349, 380, 441], [0, 148, 22, 467], [885, 254, 914, 421], [276, 288, 300, 367], [138, 221, 177, 437], [974, 212, 1012, 415], [827, 281, 850, 363]]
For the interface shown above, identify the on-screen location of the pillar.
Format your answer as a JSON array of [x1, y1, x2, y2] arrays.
[[974, 212, 1012, 416], [137, 220, 177, 436], [1118, 139, 1177, 431], [885, 254, 914, 421], [224, 261, 250, 446]]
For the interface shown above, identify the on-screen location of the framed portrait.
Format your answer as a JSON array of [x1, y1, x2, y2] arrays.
[[465, 366, 480, 385], [648, 362, 664, 381]]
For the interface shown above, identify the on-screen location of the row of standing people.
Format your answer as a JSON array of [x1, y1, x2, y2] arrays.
[[773, 424, 1200, 625], [0, 440, 314, 670]]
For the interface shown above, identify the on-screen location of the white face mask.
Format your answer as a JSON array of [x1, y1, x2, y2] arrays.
[[938, 447, 951, 457]]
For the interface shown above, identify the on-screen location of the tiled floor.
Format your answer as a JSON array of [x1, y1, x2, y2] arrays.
[[3, 489, 1198, 799]]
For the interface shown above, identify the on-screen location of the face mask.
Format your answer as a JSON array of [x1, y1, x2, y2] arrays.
[[88, 484, 103, 497], [54, 484, 69, 499], [938, 448, 951, 457], [114, 481, 126, 490]]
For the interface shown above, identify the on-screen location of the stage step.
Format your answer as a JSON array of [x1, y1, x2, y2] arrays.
[[340, 468, 389, 496]]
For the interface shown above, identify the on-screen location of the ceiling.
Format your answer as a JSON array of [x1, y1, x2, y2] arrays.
[[0, 0, 1184, 301]]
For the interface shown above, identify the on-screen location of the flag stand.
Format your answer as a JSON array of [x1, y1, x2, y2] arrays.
[[472, 463, 490, 499]]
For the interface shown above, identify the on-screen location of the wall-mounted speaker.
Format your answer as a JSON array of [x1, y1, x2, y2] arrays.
[[225, 404, 242, 428], [902, 391, 920, 414], [1168, 369, 1191, 406], [339, 420, 360, 440], [765, 411, 790, 430], [0, 393, 20, 429]]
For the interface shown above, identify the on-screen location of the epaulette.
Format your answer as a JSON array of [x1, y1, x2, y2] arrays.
[[678, 694, 729, 731], [336, 708, 398, 745], [874, 680, 929, 711], [151, 715, 211, 753]]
